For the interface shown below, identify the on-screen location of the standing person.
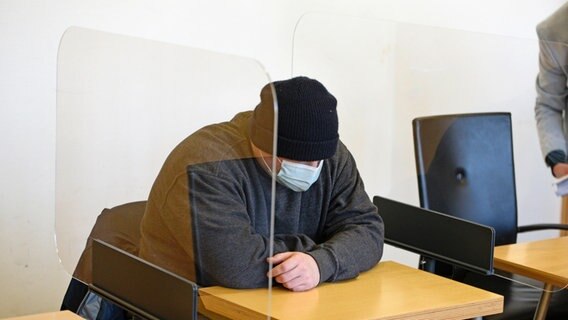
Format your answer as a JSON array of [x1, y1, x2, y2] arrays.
[[138, 76, 384, 292], [535, 2, 568, 177]]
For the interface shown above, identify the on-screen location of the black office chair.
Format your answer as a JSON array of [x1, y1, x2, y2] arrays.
[[412, 112, 568, 320], [61, 201, 147, 319], [61, 200, 200, 320]]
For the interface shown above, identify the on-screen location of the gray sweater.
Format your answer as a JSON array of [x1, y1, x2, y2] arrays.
[[535, 2, 568, 161], [139, 111, 384, 288]]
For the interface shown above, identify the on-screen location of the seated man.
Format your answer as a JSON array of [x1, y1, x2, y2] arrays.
[[139, 76, 384, 291]]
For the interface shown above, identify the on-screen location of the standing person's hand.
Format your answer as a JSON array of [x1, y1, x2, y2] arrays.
[[267, 252, 320, 292], [553, 163, 568, 178]]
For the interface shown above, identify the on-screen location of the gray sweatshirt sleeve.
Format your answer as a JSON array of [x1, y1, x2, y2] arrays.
[[307, 146, 385, 283], [534, 36, 568, 159]]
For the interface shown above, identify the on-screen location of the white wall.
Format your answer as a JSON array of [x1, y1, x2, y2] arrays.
[[1, 0, 566, 317]]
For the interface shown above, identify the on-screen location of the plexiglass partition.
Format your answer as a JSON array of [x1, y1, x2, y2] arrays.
[[56, 27, 278, 317], [292, 11, 567, 304]]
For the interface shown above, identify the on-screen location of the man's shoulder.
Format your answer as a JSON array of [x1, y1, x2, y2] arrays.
[[163, 111, 253, 169], [537, 3, 568, 43], [326, 140, 355, 168]]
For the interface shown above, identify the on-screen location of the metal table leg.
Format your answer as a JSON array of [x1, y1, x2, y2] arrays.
[[533, 283, 554, 320]]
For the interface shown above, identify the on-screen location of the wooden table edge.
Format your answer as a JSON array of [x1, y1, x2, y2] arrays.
[[493, 258, 568, 288]]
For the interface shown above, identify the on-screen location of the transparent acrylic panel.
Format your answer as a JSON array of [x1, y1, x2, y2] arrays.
[[292, 12, 567, 300], [292, 14, 396, 200], [57, 27, 278, 316]]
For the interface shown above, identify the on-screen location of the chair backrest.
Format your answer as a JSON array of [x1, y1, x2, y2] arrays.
[[412, 113, 518, 246], [62, 201, 148, 313], [91, 239, 199, 320], [73, 201, 147, 284]]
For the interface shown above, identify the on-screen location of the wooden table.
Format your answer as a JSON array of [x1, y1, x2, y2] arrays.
[[494, 236, 568, 320], [1, 311, 82, 320], [199, 261, 503, 320]]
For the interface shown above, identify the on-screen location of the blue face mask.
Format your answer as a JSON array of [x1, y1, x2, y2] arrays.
[[276, 160, 323, 192]]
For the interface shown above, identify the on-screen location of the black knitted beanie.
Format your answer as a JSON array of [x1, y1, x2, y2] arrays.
[[249, 76, 339, 161]]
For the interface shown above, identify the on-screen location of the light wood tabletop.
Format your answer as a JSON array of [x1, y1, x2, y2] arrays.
[[1, 311, 82, 320], [493, 236, 568, 320], [199, 260, 503, 320], [494, 236, 568, 287]]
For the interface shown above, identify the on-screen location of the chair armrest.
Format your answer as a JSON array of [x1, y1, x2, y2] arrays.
[[518, 223, 568, 233]]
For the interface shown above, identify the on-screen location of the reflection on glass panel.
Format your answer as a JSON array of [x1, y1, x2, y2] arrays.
[[56, 27, 277, 317]]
